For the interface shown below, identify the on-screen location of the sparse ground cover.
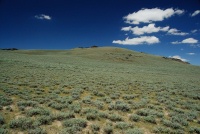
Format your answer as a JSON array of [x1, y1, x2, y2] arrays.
[[0, 47, 200, 133]]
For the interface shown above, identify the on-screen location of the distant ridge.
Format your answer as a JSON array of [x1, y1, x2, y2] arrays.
[[1, 48, 18, 51], [6, 46, 191, 65], [68, 46, 190, 65]]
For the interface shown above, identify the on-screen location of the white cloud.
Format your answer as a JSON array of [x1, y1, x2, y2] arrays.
[[191, 10, 200, 17], [169, 55, 188, 62], [172, 38, 198, 44], [35, 14, 52, 20], [121, 23, 169, 35], [175, 9, 185, 15], [112, 36, 160, 45], [187, 53, 195, 55], [121, 26, 132, 31], [124, 8, 184, 24], [182, 38, 198, 43], [191, 29, 198, 33], [171, 41, 181, 44], [168, 28, 188, 36]]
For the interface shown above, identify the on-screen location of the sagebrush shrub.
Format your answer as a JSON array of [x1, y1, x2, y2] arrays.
[[125, 128, 143, 134], [0, 95, 13, 106], [26, 107, 50, 116], [91, 124, 100, 131], [115, 122, 133, 129], [0, 128, 9, 134], [0, 114, 5, 125], [9, 117, 35, 130], [86, 113, 98, 120], [104, 125, 113, 134], [60, 126, 82, 134], [108, 114, 123, 122], [153, 126, 170, 133], [37, 115, 53, 125], [93, 100, 104, 109], [63, 118, 87, 128], [69, 103, 81, 113], [17, 100, 38, 107], [28, 127, 46, 134], [189, 127, 200, 134], [53, 112, 75, 120], [144, 116, 156, 124], [129, 114, 140, 122]]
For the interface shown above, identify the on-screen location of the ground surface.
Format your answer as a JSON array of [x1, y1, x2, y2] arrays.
[[0, 47, 200, 134]]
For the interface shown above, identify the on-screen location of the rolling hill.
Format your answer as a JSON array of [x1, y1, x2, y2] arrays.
[[0, 47, 200, 134]]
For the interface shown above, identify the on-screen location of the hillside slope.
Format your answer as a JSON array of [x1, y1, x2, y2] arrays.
[[0, 47, 200, 134]]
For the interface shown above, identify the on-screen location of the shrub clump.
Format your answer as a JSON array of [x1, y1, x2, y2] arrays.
[[17, 100, 38, 107], [129, 114, 140, 122], [91, 124, 100, 132], [9, 117, 35, 130], [26, 107, 50, 116], [0, 95, 13, 106], [162, 119, 182, 129], [108, 114, 123, 122], [37, 115, 53, 125], [136, 109, 149, 116], [0, 128, 9, 134], [62, 118, 87, 134], [28, 127, 46, 134], [115, 122, 133, 130], [60, 126, 82, 134], [189, 127, 200, 134], [0, 114, 5, 125], [104, 125, 113, 134], [48, 101, 66, 110], [93, 100, 104, 109], [63, 118, 87, 128], [144, 116, 156, 124], [125, 128, 143, 134], [69, 103, 81, 113], [108, 101, 130, 112], [53, 112, 75, 121], [82, 96, 92, 104], [153, 126, 170, 133], [122, 95, 135, 100]]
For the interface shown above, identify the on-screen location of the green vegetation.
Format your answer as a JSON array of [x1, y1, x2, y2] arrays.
[[0, 47, 200, 133]]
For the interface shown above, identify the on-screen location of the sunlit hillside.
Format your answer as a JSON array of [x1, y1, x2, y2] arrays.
[[0, 47, 200, 134]]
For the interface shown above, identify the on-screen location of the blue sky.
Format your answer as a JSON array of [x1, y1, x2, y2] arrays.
[[0, 0, 200, 65]]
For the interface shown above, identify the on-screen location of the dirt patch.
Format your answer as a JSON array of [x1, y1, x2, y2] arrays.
[[164, 110, 169, 117], [25, 106, 32, 110], [52, 120, 62, 128], [15, 115, 25, 119], [142, 127, 153, 134]]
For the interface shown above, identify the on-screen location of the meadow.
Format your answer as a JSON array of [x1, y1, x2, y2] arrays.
[[0, 47, 200, 134]]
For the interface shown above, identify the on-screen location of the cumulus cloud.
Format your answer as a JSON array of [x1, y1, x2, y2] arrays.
[[191, 10, 200, 17], [168, 28, 188, 36], [182, 38, 198, 43], [124, 8, 184, 24], [35, 14, 52, 20], [172, 38, 198, 44], [187, 53, 195, 55], [112, 36, 160, 45], [169, 55, 188, 62], [121, 23, 169, 35]]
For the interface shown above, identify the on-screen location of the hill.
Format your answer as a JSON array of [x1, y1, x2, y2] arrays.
[[0, 47, 200, 133]]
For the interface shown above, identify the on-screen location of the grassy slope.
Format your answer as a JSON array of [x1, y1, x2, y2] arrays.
[[0, 47, 200, 134]]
